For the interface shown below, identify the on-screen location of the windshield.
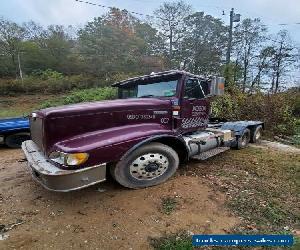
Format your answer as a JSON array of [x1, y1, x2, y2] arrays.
[[119, 79, 178, 99]]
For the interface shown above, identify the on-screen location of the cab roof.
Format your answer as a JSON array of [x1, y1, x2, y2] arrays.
[[111, 70, 207, 87]]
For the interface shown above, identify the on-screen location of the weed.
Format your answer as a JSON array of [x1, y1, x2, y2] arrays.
[[161, 197, 177, 215], [150, 231, 192, 250]]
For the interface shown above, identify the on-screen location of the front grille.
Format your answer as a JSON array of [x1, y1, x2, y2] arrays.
[[30, 117, 44, 152]]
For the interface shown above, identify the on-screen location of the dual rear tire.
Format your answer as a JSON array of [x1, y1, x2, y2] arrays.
[[236, 125, 263, 149]]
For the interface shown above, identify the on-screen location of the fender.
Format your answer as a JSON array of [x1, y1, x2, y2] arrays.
[[52, 123, 176, 166], [119, 134, 190, 163], [221, 121, 264, 136]]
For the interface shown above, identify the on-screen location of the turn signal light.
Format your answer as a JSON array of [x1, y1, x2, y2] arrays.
[[66, 153, 89, 166], [49, 151, 89, 166]]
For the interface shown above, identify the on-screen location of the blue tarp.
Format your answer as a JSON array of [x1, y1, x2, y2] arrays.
[[0, 117, 29, 133]]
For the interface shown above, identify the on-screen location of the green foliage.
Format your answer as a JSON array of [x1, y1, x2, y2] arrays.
[[0, 74, 101, 95], [292, 237, 300, 250], [77, 9, 164, 76], [150, 231, 192, 250], [63, 87, 117, 105], [292, 119, 300, 145], [212, 90, 297, 136], [31, 69, 63, 80], [182, 11, 227, 75], [160, 197, 177, 215], [0, 71, 134, 96], [291, 89, 300, 117], [41, 87, 117, 108], [222, 63, 243, 86]]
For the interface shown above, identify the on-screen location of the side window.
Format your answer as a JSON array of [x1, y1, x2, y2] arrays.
[[184, 79, 205, 99]]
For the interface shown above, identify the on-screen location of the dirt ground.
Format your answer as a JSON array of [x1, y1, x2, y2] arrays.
[[0, 147, 238, 250]]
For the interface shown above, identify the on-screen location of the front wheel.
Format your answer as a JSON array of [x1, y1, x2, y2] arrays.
[[110, 142, 179, 189]]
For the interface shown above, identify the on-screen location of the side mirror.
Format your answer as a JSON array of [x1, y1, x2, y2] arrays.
[[209, 77, 225, 96]]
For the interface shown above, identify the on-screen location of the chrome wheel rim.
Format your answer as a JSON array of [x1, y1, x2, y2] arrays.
[[129, 153, 169, 180], [256, 130, 261, 140], [242, 133, 249, 146]]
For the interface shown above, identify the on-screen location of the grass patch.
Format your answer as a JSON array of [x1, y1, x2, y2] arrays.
[[40, 87, 117, 108], [160, 196, 178, 215], [0, 109, 28, 118], [292, 237, 300, 250], [150, 231, 192, 250], [186, 147, 300, 234], [0, 95, 61, 118]]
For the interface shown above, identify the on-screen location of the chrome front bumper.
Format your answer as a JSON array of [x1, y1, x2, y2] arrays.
[[21, 140, 106, 192]]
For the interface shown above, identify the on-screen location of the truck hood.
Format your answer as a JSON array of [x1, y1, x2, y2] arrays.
[[38, 98, 170, 118], [30, 98, 173, 154]]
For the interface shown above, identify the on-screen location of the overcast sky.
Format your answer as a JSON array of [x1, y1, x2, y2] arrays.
[[1, 0, 300, 44], [1, 0, 300, 84]]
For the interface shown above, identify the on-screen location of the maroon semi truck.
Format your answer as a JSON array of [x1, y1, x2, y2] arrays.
[[22, 70, 263, 192]]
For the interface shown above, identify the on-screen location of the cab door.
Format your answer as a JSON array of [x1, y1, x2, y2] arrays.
[[180, 78, 209, 133]]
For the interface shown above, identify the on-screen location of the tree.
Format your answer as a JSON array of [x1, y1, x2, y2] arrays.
[[153, 1, 192, 67], [270, 30, 297, 93], [181, 12, 227, 75], [251, 46, 274, 88], [0, 18, 26, 77], [233, 18, 267, 91], [78, 8, 157, 76]]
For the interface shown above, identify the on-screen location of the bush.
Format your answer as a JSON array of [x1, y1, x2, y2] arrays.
[[0, 70, 133, 96], [63, 87, 117, 104], [40, 87, 117, 108], [212, 90, 297, 136], [0, 75, 99, 95], [31, 69, 64, 80]]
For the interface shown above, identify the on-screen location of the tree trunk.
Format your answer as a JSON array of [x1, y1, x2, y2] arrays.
[[274, 42, 283, 93], [271, 74, 275, 93], [169, 21, 173, 67], [275, 71, 280, 93], [242, 60, 248, 92]]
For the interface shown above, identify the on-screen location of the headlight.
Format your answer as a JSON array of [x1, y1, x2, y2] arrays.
[[49, 151, 89, 166]]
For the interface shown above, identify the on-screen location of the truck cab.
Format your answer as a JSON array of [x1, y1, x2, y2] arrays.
[[22, 70, 263, 192]]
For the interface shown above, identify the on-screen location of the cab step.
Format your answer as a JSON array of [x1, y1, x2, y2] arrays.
[[191, 147, 230, 160]]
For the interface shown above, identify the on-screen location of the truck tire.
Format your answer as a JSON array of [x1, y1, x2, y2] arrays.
[[110, 142, 179, 189], [250, 125, 263, 143], [236, 128, 250, 149], [5, 133, 30, 148]]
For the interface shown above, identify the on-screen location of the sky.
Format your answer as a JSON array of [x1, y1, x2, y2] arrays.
[[1, 0, 300, 84], [1, 0, 300, 44]]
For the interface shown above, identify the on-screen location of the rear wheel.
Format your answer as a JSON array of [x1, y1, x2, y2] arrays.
[[236, 128, 250, 149], [110, 142, 179, 189], [5, 133, 30, 148], [250, 125, 263, 143]]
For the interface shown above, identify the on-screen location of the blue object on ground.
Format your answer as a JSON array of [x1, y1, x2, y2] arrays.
[[0, 117, 30, 134]]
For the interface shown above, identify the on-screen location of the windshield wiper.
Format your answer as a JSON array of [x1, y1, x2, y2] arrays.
[[138, 94, 155, 98]]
